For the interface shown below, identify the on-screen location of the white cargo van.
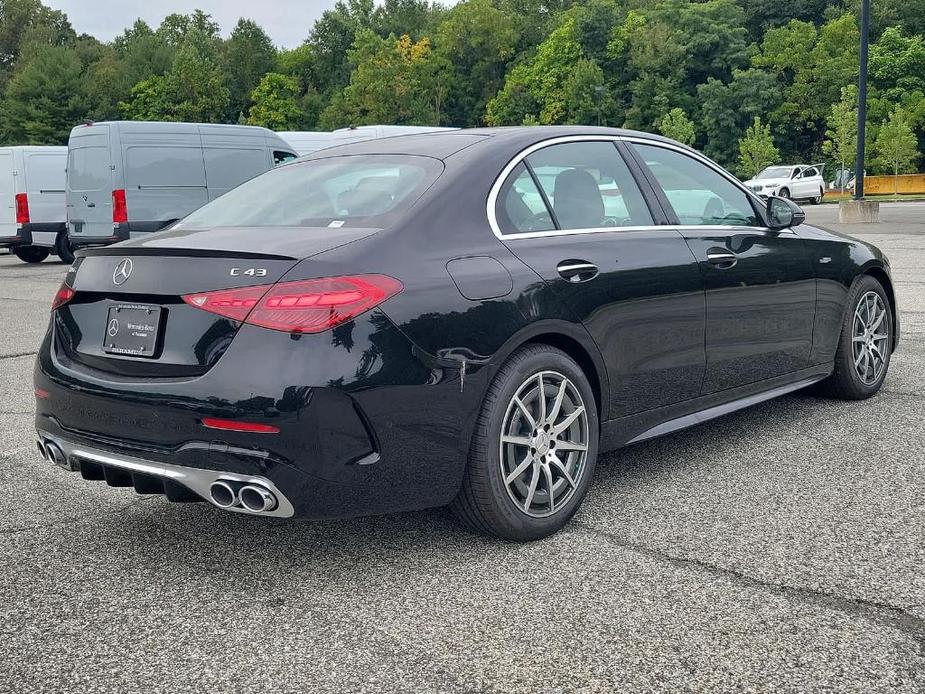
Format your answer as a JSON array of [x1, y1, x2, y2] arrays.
[[66, 121, 297, 248], [0, 146, 70, 263], [330, 125, 457, 146], [276, 131, 335, 156]]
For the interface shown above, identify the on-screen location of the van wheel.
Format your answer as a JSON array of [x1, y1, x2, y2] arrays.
[[55, 233, 75, 264], [13, 246, 50, 263], [451, 345, 599, 541]]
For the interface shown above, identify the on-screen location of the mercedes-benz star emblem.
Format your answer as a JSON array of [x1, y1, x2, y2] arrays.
[[112, 258, 133, 285], [107, 318, 120, 337]]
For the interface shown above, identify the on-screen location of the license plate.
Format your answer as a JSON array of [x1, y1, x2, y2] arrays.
[[102, 304, 162, 358]]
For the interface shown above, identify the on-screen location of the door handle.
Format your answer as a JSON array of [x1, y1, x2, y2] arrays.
[[557, 260, 599, 283], [706, 249, 737, 269], [86, 202, 96, 208]]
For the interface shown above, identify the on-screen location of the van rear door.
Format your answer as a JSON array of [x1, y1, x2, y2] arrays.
[[67, 127, 114, 243], [0, 150, 15, 239]]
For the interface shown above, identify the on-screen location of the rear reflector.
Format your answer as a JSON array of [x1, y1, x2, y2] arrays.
[[51, 283, 75, 311], [15, 193, 29, 224], [112, 189, 128, 224], [201, 417, 280, 434], [34, 388, 49, 400], [183, 274, 402, 334]]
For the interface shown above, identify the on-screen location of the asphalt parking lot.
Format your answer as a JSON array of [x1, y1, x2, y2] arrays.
[[1, 204, 923, 693]]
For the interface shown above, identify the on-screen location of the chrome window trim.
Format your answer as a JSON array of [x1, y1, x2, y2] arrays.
[[487, 134, 776, 240]]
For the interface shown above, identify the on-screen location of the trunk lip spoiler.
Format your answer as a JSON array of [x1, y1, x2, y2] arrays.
[[75, 247, 298, 261]]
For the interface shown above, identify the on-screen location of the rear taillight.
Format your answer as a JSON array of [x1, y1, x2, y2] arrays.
[[182, 275, 402, 334], [51, 283, 75, 311], [15, 193, 29, 224], [112, 189, 127, 224], [201, 417, 280, 434]]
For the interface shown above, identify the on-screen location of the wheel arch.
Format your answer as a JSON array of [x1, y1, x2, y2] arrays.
[[488, 320, 610, 421], [862, 264, 899, 352]]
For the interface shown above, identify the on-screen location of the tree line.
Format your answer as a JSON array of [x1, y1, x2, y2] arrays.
[[0, 0, 922, 178]]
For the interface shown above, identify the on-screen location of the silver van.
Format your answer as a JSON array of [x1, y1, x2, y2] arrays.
[[0, 146, 70, 263], [277, 126, 458, 156], [66, 121, 297, 248]]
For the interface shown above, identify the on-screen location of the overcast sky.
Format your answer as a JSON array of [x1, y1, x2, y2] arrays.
[[46, 0, 347, 49]]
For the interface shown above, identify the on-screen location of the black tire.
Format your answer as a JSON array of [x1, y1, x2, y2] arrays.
[[12, 245, 50, 263], [55, 232, 74, 264], [810, 188, 823, 205], [818, 275, 893, 400], [452, 344, 599, 541], [778, 187, 790, 199]]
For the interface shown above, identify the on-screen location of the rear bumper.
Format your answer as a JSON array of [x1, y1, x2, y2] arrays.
[[0, 226, 32, 248], [69, 223, 129, 248], [35, 429, 296, 517], [34, 310, 482, 519]]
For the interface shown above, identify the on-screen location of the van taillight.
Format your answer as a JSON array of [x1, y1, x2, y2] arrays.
[[112, 189, 127, 224], [15, 193, 29, 224], [182, 275, 403, 334]]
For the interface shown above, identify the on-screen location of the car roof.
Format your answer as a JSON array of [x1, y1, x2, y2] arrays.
[[296, 126, 683, 162]]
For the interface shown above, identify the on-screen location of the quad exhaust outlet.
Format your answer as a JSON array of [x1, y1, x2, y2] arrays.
[[208, 479, 278, 514], [35, 433, 292, 517]]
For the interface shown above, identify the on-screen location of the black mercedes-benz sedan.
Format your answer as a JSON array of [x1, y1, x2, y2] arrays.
[[34, 127, 899, 541]]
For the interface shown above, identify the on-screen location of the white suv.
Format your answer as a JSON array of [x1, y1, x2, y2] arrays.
[[743, 164, 825, 204]]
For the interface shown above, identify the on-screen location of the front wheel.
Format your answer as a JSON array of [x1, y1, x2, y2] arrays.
[[12, 245, 50, 263], [818, 275, 893, 399], [778, 187, 790, 199], [452, 344, 599, 541], [55, 232, 74, 264]]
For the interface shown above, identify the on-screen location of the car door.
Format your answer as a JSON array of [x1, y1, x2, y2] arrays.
[[799, 166, 823, 199], [627, 141, 816, 394], [491, 138, 706, 419]]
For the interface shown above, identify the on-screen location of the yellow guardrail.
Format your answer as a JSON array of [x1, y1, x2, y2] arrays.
[[863, 174, 925, 194]]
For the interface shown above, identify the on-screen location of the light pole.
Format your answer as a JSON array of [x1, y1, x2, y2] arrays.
[[854, 0, 870, 199]]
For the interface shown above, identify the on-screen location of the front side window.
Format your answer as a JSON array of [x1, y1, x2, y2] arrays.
[[175, 154, 441, 229], [274, 150, 297, 165], [800, 167, 818, 178], [526, 142, 653, 230], [632, 144, 760, 227]]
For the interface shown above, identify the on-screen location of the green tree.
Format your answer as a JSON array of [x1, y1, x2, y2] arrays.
[[434, 0, 519, 126], [822, 85, 858, 193], [737, 116, 779, 179], [308, 0, 375, 95], [319, 30, 442, 129], [658, 107, 696, 145], [120, 29, 229, 122], [0, 0, 74, 85], [874, 107, 919, 195], [246, 72, 303, 129], [0, 45, 90, 144], [223, 19, 277, 121]]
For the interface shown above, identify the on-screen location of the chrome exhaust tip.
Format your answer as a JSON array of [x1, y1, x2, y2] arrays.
[[239, 484, 277, 513], [44, 441, 66, 467], [209, 480, 238, 509], [36, 439, 47, 461]]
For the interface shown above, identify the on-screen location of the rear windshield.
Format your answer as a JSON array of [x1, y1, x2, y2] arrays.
[[68, 147, 110, 191], [176, 154, 442, 228]]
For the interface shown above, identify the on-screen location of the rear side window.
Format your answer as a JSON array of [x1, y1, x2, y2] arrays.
[[204, 148, 268, 190], [496, 163, 555, 234], [176, 154, 441, 229], [632, 143, 760, 227], [68, 147, 110, 191], [526, 142, 653, 230], [125, 146, 206, 188]]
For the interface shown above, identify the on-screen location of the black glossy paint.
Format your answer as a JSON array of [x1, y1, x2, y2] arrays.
[[34, 126, 898, 519]]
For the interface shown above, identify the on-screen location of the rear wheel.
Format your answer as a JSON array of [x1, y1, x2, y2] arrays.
[[452, 344, 599, 541], [12, 246, 49, 263], [55, 232, 74, 264], [819, 275, 892, 399], [810, 188, 823, 205]]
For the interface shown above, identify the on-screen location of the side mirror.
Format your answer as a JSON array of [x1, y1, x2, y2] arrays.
[[767, 196, 805, 230]]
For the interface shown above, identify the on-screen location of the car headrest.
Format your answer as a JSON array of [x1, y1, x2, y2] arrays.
[[553, 169, 604, 229]]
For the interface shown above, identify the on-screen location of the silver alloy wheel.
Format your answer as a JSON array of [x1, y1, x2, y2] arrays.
[[778, 188, 790, 199], [852, 291, 890, 385], [499, 370, 590, 518]]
